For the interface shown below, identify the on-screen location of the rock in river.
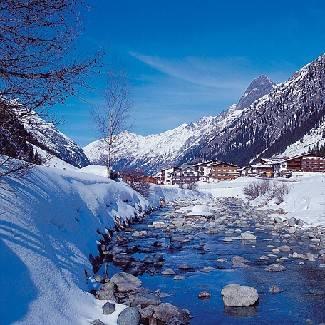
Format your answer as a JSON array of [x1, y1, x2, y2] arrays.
[[241, 232, 256, 240], [221, 284, 259, 307], [232, 256, 249, 268], [117, 307, 140, 325], [265, 264, 286, 272], [96, 281, 116, 300], [198, 291, 211, 299], [269, 285, 283, 294], [111, 272, 142, 293], [140, 303, 191, 324], [103, 301, 115, 315], [162, 268, 176, 275]]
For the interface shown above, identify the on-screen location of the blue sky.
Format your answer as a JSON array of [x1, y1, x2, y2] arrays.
[[55, 0, 325, 146]]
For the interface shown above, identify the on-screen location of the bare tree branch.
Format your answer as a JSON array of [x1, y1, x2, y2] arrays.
[[0, 0, 100, 180], [92, 69, 132, 178]]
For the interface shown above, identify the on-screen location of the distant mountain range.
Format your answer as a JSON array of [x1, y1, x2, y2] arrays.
[[84, 75, 276, 173], [85, 54, 325, 174], [188, 54, 325, 166], [5, 55, 324, 173]]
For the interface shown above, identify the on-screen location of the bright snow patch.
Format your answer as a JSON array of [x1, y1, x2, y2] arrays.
[[0, 164, 148, 324], [198, 174, 325, 227]]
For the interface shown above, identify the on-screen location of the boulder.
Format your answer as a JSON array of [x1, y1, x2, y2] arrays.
[[288, 217, 298, 226], [265, 264, 286, 272], [173, 275, 185, 280], [178, 263, 193, 271], [162, 268, 176, 276], [198, 291, 211, 299], [130, 292, 160, 308], [269, 285, 283, 294], [278, 245, 291, 252], [96, 281, 116, 300], [111, 272, 142, 293], [132, 230, 148, 238], [221, 284, 259, 307], [140, 303, 191, 324], [232, 256, 249, 268], [91, 320, 105, 325], [103, 302, 115, 315], [241, 232, 256, 240], [117, 307, 140, 325]]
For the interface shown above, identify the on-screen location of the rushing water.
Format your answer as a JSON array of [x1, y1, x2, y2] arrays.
[[110, 201, 325, 324]]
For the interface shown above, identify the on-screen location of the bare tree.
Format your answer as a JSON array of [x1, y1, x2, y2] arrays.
[[0, 0, 97, 111], [92, 70, 131, 178], [0, 0, 98, 178]]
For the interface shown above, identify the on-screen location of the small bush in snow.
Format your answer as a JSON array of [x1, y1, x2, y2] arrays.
[[243, 180, 270, 200], [269, 182, 289, 204], [243, 180, 289, 204]]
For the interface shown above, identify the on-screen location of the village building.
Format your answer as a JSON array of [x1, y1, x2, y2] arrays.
[[250, 163, 274, 178], [172, 164, 198, 185], [194, 161, 212, 182], [259, 158, 287, 176], [286, 154, 325, 172], [209, 162, 240, 181]]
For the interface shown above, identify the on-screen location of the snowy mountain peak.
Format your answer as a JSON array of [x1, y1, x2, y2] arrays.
[[236, 75, 275, 110], [84, 75, 275, 174], [85, 54, 325, 173]]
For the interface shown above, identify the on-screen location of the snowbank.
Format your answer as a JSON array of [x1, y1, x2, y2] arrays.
[[272, 173, 325, 226], [0, 164, 148, 324], [197, 178, 252, 199], [149, 184, 211, 207], [197, 174, 325, 227], [80, 165, 109, 178]]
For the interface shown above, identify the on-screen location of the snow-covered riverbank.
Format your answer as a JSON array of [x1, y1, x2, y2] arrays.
[[0, 165, 149, 324], [198, 173, 325, 227], [0, 163, 207, 324]]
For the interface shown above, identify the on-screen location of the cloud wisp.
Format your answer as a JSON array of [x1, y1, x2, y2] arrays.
[[129, 52, 266, 90]]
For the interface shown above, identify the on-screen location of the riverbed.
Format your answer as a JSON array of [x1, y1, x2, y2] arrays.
[[107, 197, 325, 324]]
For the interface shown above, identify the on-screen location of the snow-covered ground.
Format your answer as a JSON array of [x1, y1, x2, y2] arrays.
[[198, 174, 325, 227], [0, 161, 207, 325], [0, 163, 150, 324]]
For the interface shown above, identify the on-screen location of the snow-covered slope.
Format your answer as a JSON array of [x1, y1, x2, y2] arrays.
[[279, 117, 325, 157], [0, 163, 148, 324], [191, 54, 325, 165], [84, 75, 274, 174], [84, 116, 228, 174], [198, 173, 325, 227], [0, 160, 208, 324], [21, 112, 89, 168]]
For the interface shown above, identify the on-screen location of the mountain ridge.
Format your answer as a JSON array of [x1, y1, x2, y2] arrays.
[[84, 74, 275, 173]]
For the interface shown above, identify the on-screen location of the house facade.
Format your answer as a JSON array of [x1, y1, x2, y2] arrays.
[[250, 163, 274, 178], [209, 162, 240, 181], [286, 154, 325, 172], [172, 164, 198, 185], [194, 161, 212, 182]]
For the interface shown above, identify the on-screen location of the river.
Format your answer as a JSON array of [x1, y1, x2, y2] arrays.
[[106, 197, 325, 324]]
